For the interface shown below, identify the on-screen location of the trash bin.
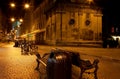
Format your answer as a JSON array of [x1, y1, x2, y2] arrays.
[[46, 50, 72, 79]]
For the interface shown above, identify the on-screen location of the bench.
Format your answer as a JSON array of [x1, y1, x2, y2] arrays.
[[21, 41, 38, 55], [35, 48, 99, 79], [69, 52, 99, 79]]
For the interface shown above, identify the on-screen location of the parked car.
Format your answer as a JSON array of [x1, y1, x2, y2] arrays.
[[103, 36, 118, 48]]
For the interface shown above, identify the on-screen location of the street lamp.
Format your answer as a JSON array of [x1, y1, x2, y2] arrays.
[[24, 3, 30, 9], [11, 17, 15, 22], [19, 18, 23, 22], [10, 3, 15, 8], [10, 2, 30, 9], [10, 17, 23, 23]]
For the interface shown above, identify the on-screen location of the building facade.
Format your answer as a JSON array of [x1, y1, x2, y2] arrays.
[[21, 0, 102, 46]]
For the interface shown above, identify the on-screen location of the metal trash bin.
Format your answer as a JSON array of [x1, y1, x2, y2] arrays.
[[46, 50, 72, 79]]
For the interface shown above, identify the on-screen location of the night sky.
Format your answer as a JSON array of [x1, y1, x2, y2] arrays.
[[98, 0, 120, 36], [0, 0, 43, 18]]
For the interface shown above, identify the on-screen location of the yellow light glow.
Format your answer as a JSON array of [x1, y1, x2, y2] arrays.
[[88, 0, 93, 2], [10, 3, 15, 8], [19, 19, 23, 22], [112, 36, 120, 41], [11, 18, 15, 22], [88, 0, 93, 4], [24, 3, 30, 9]]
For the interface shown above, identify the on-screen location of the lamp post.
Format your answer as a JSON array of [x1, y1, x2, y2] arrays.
[[10, 2, 30, 9]]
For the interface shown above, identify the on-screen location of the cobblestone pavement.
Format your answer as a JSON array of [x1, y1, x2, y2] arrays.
[[0, 43, 120, 79], [0, 44, 40, 79], [0, 43, 99, 79]]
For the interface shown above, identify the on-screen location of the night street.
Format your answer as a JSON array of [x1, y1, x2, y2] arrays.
[[0, 0, 120, 79], [0, 42, 120, 79]]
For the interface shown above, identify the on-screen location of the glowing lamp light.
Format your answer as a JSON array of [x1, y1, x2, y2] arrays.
[[19, 19, 23, 22], [88, 0, 93, 2], [88, 0, 93, 4], [10, 3, 15, 8], [24, 3, 30, 9], [11, 18, 15, 22]]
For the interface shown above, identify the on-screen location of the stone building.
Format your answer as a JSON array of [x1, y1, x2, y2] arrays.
[[0, 9, 2, 40], [21, 0, 102, 46]]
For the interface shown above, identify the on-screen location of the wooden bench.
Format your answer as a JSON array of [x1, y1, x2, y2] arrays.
[[69, 51, 99, 79], [35, 49, 99, 79]]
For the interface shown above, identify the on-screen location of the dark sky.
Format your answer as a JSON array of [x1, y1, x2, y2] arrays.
[[0, 0, 27, 18], [99, 0, 120, 35], [0, 0, 43, 18], [102, 0, 120, 21]]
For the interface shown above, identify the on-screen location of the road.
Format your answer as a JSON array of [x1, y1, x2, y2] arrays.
[[0, 42, 120, 79]]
